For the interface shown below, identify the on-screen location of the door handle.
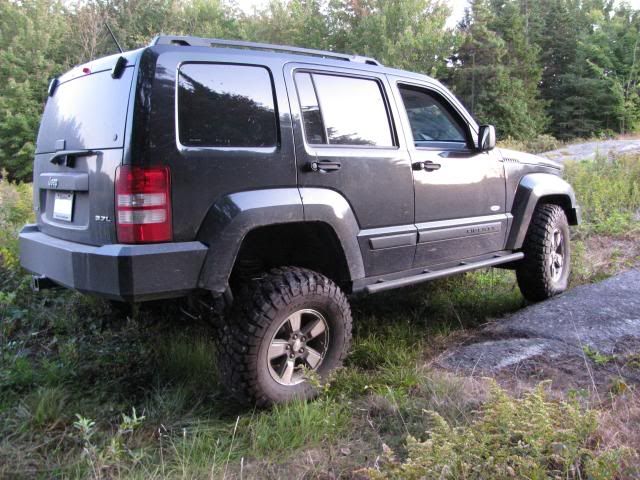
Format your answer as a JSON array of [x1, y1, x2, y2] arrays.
[[50, 149, 96, 167], [412, 161, 441, 171], [308, 160, 342, 172]]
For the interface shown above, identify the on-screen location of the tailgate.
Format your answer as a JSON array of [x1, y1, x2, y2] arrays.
[[34, 59, 136, 246]]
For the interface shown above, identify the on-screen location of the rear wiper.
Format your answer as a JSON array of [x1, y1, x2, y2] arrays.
[[50, 150, 96, 167]]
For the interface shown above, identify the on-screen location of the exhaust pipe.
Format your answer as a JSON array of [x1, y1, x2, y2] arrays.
[[31, 275, 59, 292]]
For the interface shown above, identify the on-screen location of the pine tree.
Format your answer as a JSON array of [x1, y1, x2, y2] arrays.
[[452, 0, 546, 139]]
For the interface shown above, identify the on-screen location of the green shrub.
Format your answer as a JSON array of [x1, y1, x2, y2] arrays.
[[0, 176, 32, 263], [364, 382, 631, 480], [0, 177, 34, 332]]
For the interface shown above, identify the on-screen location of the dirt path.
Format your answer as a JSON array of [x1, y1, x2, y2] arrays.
[[436, 269, 640, 393], [543, 139, 640, 162]]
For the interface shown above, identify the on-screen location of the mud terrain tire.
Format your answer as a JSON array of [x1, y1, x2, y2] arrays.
[[217, 267, 352, 406], [517, 204, 571, 302]]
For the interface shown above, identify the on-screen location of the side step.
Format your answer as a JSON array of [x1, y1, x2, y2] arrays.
[[365, 252, 524, 294]]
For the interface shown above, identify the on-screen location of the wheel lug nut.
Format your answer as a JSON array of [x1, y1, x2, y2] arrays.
[[285, 344, 290, 350], [299, 348, 304, 353], [289, 354, 295, 359], [292, 334, 298, 340]]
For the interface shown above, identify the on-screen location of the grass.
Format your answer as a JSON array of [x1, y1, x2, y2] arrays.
[[565, 154, 640, 235], [1, 152, 639, 478]]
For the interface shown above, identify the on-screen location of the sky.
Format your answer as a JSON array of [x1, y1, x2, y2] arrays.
[[235, 0, 640, 27]]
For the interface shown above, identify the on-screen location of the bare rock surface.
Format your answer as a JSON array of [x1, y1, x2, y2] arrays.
[[438, 269, 640, 379], [543, 139, 640, 163]]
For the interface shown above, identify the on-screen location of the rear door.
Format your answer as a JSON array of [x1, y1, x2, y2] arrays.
[[284, 63, 416, 277], [389, 77, 508, 267], [34, 55, 137, 245]]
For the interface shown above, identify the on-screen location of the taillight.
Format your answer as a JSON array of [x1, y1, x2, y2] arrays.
[[115, 165, 172, 243]]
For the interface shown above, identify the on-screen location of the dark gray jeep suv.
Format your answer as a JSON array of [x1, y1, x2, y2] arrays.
[[20, 36, 581, 405]]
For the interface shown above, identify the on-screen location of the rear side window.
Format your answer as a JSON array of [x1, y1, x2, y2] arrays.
[[294, 72, 394, 147], [178, 63, 277, 148]]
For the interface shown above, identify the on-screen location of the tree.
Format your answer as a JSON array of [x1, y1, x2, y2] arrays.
[[2, 0, 640, 182], [541, 1, 640, 138], [0, 0, 71, 182], [327, 0, 454, 77], [243, 0, 329, 49], [452, 0, 546, 139]]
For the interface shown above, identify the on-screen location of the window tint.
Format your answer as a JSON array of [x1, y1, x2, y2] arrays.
[[178, 64, 277, 147], [399, 86, 467, 145], [295, 73, 326, 144], [297, 73, 393, 147]]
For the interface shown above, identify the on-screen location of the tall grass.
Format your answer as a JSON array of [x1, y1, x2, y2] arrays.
[[565, 154, 640, 235]]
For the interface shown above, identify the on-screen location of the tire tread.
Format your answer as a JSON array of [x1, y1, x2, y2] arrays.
[[516, 204, 569, 301]]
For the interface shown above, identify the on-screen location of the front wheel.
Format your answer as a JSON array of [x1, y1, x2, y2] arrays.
[[217, 267, 352, 406], [516, 204, 571, 302]]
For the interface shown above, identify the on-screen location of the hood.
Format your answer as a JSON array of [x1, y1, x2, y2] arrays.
[[498, 148, 563, 171]]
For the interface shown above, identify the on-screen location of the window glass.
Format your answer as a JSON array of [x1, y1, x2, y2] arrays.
[[399, 86, 467, 145], [178, 64, 277, 147], [311, 74, 394, 147], [294, 73, 326, 144]]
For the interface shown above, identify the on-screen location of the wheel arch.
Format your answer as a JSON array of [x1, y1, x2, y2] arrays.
[[196, 188, 364, 295], [506, 173, 581, 250], [229, 221, 354, 292]]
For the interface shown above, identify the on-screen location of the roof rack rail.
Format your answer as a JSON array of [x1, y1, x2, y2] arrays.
[[150, 35, 382, 66]]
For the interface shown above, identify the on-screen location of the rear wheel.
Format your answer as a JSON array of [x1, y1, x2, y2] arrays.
[[217, 267, 352, 406], [516, 204, 571, 301]]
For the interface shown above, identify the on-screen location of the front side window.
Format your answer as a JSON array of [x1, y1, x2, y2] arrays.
[[178, 63, 277, 147], [294, 72, 394, 147], [399, 85, 467, 147]]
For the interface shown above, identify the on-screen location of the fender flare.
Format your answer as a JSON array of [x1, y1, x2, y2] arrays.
[[299, 187, 365, 280], [506, 173, 581, 250], [196, 188, 365, 294]]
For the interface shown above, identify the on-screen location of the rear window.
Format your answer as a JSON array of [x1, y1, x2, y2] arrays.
[[294, 72, 394, 147], [36, 67, 135, 153], [177, 63, 277, 148]]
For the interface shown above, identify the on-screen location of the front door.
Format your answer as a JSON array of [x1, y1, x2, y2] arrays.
[[390, 78, 508, 267], [284, 64, 416, 276]]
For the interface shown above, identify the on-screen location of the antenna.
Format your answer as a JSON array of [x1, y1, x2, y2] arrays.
[[105, 23, 123, 54]]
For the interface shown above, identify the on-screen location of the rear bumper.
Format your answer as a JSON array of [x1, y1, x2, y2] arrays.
[[19, 225, 208, 302]]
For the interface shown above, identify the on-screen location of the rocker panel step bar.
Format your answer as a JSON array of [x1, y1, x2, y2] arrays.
[[364, 252, 524, 294]]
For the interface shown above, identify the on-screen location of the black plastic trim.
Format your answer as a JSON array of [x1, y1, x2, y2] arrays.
[[19, 225, 207, 302], [369, 232, 417, 250]]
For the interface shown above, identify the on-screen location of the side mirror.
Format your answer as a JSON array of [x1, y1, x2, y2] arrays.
[[478, 124, 496, 151]]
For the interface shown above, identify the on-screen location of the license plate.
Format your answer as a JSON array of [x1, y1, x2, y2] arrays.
[[52, 192, 74, 221]]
